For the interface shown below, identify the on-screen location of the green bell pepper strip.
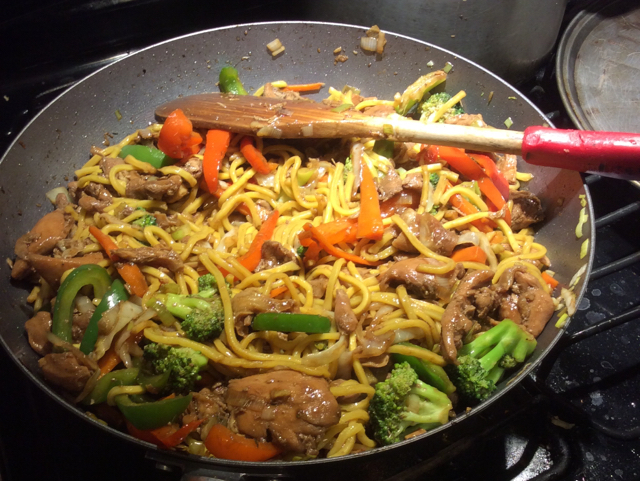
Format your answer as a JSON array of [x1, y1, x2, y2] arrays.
[[118, 145, 177, 169], [252, 312, 331, 333], [79, 279, 129, 354], [373, 140, 395, 159], [52, 264, 112, 343], [392, 343, 456, 395], [83, 368, 140, 406], [136, 370, 171, 394], [115, 393, 193, 430], [219, 66, 248, 95]]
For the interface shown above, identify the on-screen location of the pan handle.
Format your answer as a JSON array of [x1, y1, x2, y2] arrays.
[[182, 469, 292, 481]]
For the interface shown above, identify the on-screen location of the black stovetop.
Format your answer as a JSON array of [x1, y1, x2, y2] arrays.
[[2, 2, 640, 480]]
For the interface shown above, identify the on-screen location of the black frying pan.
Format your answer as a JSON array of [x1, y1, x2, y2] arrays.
[[0, 22, 593, 480]]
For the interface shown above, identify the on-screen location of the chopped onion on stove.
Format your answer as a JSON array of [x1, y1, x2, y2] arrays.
[[361, 36, 377, 52], [266, 38, 283, 52], [45, 186, 71, 205]]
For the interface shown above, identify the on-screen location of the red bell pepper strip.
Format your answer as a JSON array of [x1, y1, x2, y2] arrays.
[[451, 245, 487, 263], [240, 136, 272, 174], [427, 145, 484, 180], [237, 210, 280, 271], [205, 424, 281, 461], [301, 223, 378, 266], [469, 153, 510, 201], [157, 109, 203, 160], [126, 419, 203, 449], [89, 226, 148, 297], [203, 130, 232, 193], [477, 176, 506, 210], [356, 164, 384, 240]]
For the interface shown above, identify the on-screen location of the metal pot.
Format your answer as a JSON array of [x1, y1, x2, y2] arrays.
[[299, 0, 568, 84], [0, 21, 592, 480]]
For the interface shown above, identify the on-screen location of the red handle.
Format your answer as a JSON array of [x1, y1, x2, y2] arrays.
[[521, 127, 640, 179]]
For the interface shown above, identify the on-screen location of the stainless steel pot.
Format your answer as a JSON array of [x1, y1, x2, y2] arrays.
[[300, 0, 568, 84], [0, 21, 592, 480]]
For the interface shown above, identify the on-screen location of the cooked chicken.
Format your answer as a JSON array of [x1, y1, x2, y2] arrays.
[[255, 241, 296, 272], [38, 352, 92, 393], [231, 288, 296, 337], [111, 247, 184, 272], [334, 289, 358, 334], [377, 168, 403, 202], [510, 190, 545, 232], [25, 311, 53, 356], [392, 209, 459, 257]]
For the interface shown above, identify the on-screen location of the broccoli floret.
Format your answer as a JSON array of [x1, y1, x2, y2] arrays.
[[143, 343, 208, 394], [419, 92, 464, 123], [166, 293, 224, 342], [197, 273, 218, 298], [429, 172, 440, 188], [132, 211, 157, 228], [447, 319, 537, 404], [297, 245, 308, 258], [369, 362, 452, 446]]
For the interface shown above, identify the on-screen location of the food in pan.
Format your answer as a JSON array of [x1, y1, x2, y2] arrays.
[[12, 66, 568, 460]]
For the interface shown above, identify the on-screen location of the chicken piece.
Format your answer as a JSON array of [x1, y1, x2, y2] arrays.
[[125, 171, 184, 201], [182, 384, 229, 425], [226, 370, 341, 454], [100, 156, 125, 176], [111, 247, 184, 272], [377, 168, 403, 202], [494, 153, 518, 185], [510, 190, 545, 232], [401, 172, 423, 191], [255, 241, 296, 272], [444, 113, 487, 127], [392, 209, 459, 257], [440, 270, 495, 364], [334, 289, 357, 334], [308, 277, 328, 298], [13, 210, 71, 261], [25, 311, 53, 355], [25, 252, 105, 287], [263, 82, 305, 101], [378, 257, 464, 301], [38, 352, 92, 393], [182, 156, 203, 180]]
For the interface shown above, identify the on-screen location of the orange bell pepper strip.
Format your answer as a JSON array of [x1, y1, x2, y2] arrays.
[[541, 271, 560, 290], [282, 82, 325, 92], [88, 226, 148, 297], [469, 153, 510, 201], [301, 223, 378, 266], [427, 145, 484, 180], [451, 245, 487, 263], [205, 424, 281, 462], [356, 164, 384, 240], [239, 136, 272, 174], [203, 129, 232, 193], [314, 218, 359, 245], [237, 210, 280, 271], [157, 109, 203, 160], [477, 176, 506, 210]]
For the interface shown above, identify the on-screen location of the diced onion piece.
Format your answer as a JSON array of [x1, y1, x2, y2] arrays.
[[456, 231, 480, 246], [580, 239, 589, 259], [561, 287, 577, 316], [45, 186, 71, 205], [301, 125, 314, 137], [266, 38, 283, 52], [376, 31, 387, 54], [256, 125, 283, 138], [504, 117, 513, 129], [361, 36, 378, 52], [443, 62, 453, 73], [366, 25, 381, 37], [302, 336, 347, 367], [575, 207, 588, 238], [555, 313, 569, 329], [271, 46, 285, 57], [570, 263, 587, 288], [427, 60, 434, 67]]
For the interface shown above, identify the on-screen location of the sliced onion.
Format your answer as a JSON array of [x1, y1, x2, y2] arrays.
[[351, 142, 364, 193], [256, 125, 283, 138], [46, 332, 99, 371], [456, 231, 480, 246], [360, 36, 377, 52], [561, 287, 577, 316], [114, 328, 133, 368], [255, 170, 276, 188], [216, 228, 238, 253], [477, 232, 499, 271], [393, 328, 424, 344], [302, 336, 347, 367], [424, 179, 435, 213], [74, 368, 102, 403], [266, 38, 283, 52], [336, 350, 354, 380], [75, 295, 95, 315], [93, 301, 143, 360], [45, 187, 71, 205]]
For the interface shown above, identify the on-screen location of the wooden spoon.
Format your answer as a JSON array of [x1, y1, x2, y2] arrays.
[[156, 93, 640, 179]]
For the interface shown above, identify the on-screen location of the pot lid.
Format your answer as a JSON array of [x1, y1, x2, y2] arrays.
[[557, 0, 640, 133]]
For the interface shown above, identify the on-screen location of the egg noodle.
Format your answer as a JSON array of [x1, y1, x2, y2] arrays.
[[24, 82, 554, 460]]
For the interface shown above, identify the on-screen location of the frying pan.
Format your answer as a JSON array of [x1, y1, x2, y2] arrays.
[[0, 22, 593, 480]]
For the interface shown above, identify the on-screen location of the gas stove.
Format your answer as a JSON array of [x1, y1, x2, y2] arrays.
[[2, 2, 640, 480]]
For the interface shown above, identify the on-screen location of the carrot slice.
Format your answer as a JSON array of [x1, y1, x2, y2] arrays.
[[269, 286, 289, 298], [240, 136, 271, 174], [88, 226, 148, 297], [205, 424, 281, 462], [282, 82, 325, 92], [302, 223, 378, 266], [203, 129, 232, 193], [356, 164, 384, 240], [541, 271, 559, 290], [237, 210, 280, 272], [451, 245, 487, 263]]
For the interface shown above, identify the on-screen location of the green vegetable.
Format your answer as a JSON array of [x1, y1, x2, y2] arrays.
[[369, 362, 452, 446], [296, 245, 308, 257], [119, 144, 176, 169], [52, 264, 112, 343], [297, 167, 316, 186], [392, 344, 456, 395], [252, 312, 331, 333], [115, 393, 193, 430], [132, 208, 158, 228], [429, 173, 440, 188], [197, 273, 219, 298], [373, 139, 395, 159], [79, 279, 129, 354], [145, 297, 178, 327], [331, 103, 352, 113], [395, 70, 447, 116], [219, 66, 248, 95], [447, 319, 537, 403], [143, 343, 209, 394], [419, 92, 464, 123], [136, 370, 171, 394], [83, 368, 139, 405], [343, 156, 353, 181], [165, 292, 224, 342], [171, 225, 189, 241]]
